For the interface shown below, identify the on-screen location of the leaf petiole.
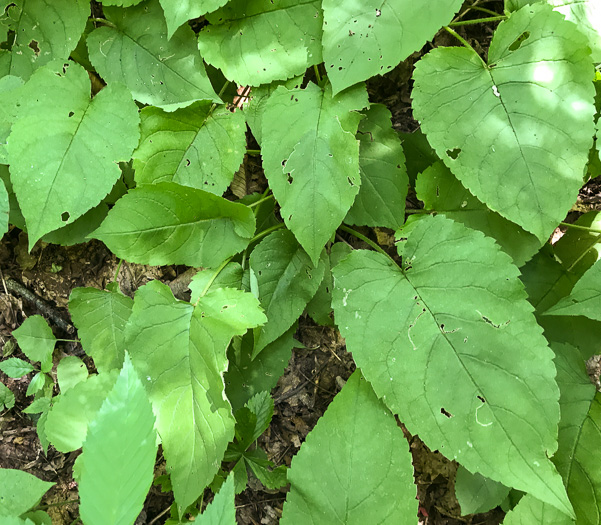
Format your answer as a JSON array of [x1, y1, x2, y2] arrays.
[[199, 257, 233, 299], [560, 221, 601, 235], [339, 224, 396, 265], [449, 15, 506, 27]]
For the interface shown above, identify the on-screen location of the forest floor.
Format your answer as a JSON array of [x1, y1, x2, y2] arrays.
[[1, 2, 601, 524]]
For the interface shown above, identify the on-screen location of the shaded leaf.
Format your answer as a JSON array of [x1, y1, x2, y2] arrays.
[[412, 4, 595, 241], [280, 371, 417, 523], [189, 263, 243, 304], [0, 382, 15, 410], [159, 0, 229, 39], [455, 466, 510, 515], [197, 0, 322, 86], [553, 211, 601, 279], [87, 0, 219, 111], [13, 315, 55, 372], [503, 494, 572, 525], [332, 215, 572, 515], [79, 354, 158, 525], [91, 182, 255, 267], [56, 356, 88, 393], [0, 357, 34, 378], [0, 469, 53, 517], [7, 61, 140, 247]]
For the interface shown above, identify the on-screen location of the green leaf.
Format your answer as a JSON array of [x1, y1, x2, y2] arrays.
[[0, 75, 23, 164], [332, 215, 572, 516], [553, 211, 601, 278], [412, 4, 595, 242], [322, 0, 463, 94], [503, 494, 573, 525], [197, 473, 235, 525], [26, 372, 47, 397], [455, 466, 510, 515], [56, 356, 88, 393], [189, 263, 243, 304], [0, 382, 15, 410], [78, 354, 158, 525], [250, 230, 326, 356], [20, 510, 51, 525], [553, 343, 601, 524], [545, 259, 601, 320], [7, 61, 140, 248], [159, 0, 229, 39], [345, 104, 408, 229], [416, 161, 541, 266], [13, 315, 55, 372], [44, 371, 119, 452], [69, 285, 133, 373], [280, 371, 416, 523], [87, 0, 219, 111], [91, 182, 255, 267], [0, 357, 34, 378], [132, 102, 246, 195], [125, 281, 266, 510], [197, 0, 323, 86], [22, 397, 51, 415], [399, 128, 438, 187], [0, 0, 88, 79], [225, 325, 296, 411], [245, 391, 273, 444], [41, 203, 109, 247], [262, 82, 368, 263], [0, 469, 53, 517], [244, 452, 287, 490]]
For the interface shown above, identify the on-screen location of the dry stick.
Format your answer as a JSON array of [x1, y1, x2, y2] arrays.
[[3, 277, 74, 334]]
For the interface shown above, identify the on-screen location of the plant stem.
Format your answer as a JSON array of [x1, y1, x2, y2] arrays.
[[567, 233, 601, 272], [113, 259, 123, 282], [449, 15, 506, 26], [246, 149, 261, 156], [443, 26, 480, 55], [248, 194, 274, 208], [90, 18, 116, 28], [560, 221, 601, 234], [199, 257, 233, 299], [471, 6, 502, 16], [314, 64, 322, 85], [36, 499, 79, 510], [339, 225, 396, 264], [249, 223, 285, 245], [405, 208, 431, 215]]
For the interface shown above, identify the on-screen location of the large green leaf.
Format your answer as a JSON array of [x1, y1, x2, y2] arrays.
[[87, 0, 219, 111], [159, 0, 229, 39], [44, 371, 119, 452], [13, 315, 55, 373], [132, 102, 246, 195], [197, 0, 322, 86], [545, 259, 601, 320], [249, 230, 326, 357], [69, 284, 133, 373], [125, 281, 266, 510], [56, 356, 88, 394], [78, 354, 158, 525], [91, 182, 255, 267], [332, 215, 572, 516], [0, 469, 53, 517], [197, 474, 235, 525], [454, 467, 510, 515], [280, 371, 416, 523], [0, 75, 23, 164], [0, 175, 7, 237], [322, 0, 463, 94], [412, 4, 595, 242], [345, 104, 407, 229], [261, 82, 368, 264], [553, 211, 601, 278], [503, 494, 572, 525], [7, 61, 140, 248], [0, 0, 88, 79], [553, 343, 601, 524], [416, 161, 541, 266]]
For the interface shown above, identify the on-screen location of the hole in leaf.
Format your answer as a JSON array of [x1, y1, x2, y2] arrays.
[[375, 8, 381, 16], [477, 395, 486, 403], [286, 173, 293, 184], [61, 212, 70, 222], [28, 39, 40, 56], [446, 148, 461, 159], [508, 31, 530, 51], [68, 111, 74, 117], [441, 408, 453, 418], [185, 159, 191, 166]]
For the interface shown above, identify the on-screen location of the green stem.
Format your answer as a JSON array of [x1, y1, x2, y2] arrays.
[[471, 6, 502, 16], [449, 15, 506, 26], [56, 338, 80, 343], [405, 208, 431, 215], [90, 18, 116, 28], [249, 223, 285, 245], [314, 64, 322, 85], [246, 149, 261, 156], [560, 221, 601, 235], [36, 499, 79, 510], [199, 257, 233, 299], [339, 225, 396, 264], [113, 259, 123, 283], [443, 26, 480, 56], [248, 194, 274, 208], [567, 233, 601, 272]]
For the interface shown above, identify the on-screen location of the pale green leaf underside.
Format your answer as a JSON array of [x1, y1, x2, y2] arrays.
[[56, 356, 88, 393], [7, 62, 140, 248], [546, 259, 601, 321], [198, 0, 323, 86], [261, 82, 368, 264], [91, 182, 255, 267], [250, 230, 326, 357], [0, 75, 24, 164], [197, 474, 235, 525], [159, 0, 229, 39], [0, 0, 88, 79], [125, 281, 266, 510], [281, 371, 417, 524], [0, 469, 54, 517], [345, 104, 408, 229], [87, 0, 219, 111], [454, 466, 510, 515], [322, 0, 463, 94], [44, 371, 119, 452], [332, 215, 571, 516], [78, 355, 157, 525], [412, 4, 595, 242], [133, 102, 246, 195], [69, 286, 133, 373], [503, 494, 573, 525], [416, 161, 541, 266]]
